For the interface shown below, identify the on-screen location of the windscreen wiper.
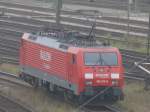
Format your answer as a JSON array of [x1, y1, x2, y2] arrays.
[[99, 53, 112, 72]]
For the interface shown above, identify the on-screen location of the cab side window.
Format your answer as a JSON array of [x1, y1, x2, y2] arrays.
[[71, 54, 76, 64]]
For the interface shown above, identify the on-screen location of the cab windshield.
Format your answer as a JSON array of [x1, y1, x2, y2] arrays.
[[84, 52, 118, 66]]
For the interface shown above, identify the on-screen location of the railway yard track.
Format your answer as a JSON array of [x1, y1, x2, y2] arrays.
[[81, 105, 122, 112], [0, 1, 149, 80], [63, 0, 150, 12], [2, 0, 150, 12], [0, 71, 34, 112], [0, 71, 31, 90], [0, 94, 32, 112], [0, 1, 149, 38], [0, 1, 149, 112]]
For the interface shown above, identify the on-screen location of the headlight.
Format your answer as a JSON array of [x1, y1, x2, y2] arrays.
[[111, 73, 119, 79], [84, 73, 93, 79]]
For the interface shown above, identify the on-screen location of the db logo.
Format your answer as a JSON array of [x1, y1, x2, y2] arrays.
[[40, 50, 51, 61]]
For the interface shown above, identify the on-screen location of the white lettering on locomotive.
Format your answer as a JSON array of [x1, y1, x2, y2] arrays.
[[96, 74, 109, 78], [40, 50, 51, 61], [43, 63, 50, 69], [96, 80, 109, 83]]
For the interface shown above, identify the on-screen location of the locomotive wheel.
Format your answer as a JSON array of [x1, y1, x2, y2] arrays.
[[19, 73, 24, 79], [31, 77, 39, 88], [48, 83, 55, 93]]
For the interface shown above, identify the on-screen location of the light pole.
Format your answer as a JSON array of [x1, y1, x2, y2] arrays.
[[55, 0, 62, 27], [127, 0, 133, 38], [134, 0, 137, 12], [147, 13, 150, 59]]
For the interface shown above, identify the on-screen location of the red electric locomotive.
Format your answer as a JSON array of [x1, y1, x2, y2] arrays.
[[19, 29, 124, 103]]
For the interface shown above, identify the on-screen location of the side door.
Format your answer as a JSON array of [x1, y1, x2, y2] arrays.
[[67, 53, 77, 83]]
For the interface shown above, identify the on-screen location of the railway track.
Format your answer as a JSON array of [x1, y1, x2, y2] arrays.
[[0, 94, 33, 112], [64, 0, 128, 11], [0, 71, 31, 87], [81, 105, 122, 112], [63, 0, 150, 12], [120, 49, 147, 64], [1, 0, 150, 12], [0, 1, 148, 58], [0, 71, 33, 112], [0, 1, 148, 38]]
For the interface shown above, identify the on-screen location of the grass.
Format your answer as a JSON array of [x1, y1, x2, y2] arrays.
[[97, 35, 148, 53], [0, 63, 19, 75], [118, 81, 150, 112]]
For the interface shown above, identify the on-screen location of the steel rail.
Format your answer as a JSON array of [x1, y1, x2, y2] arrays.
[[125, 75, 144, 81], [65, 0, 150, 12], [0, 57, 19, 65], [0, 15, 147, 39], [0, 1, 149, 24], [0, 2, 148, 38], [0, 71, 31, 87], [0, 70, 18, 78], [0, 5, 148, 28], [0, 1, 148, 24], [1, 0, 149, 12], [81, 104, 122, 112], [0, 16, 148, 43], [0, 93, 33, 112], [0, 17, 148, 41], [104, 105, 122, 112], [135, 62, 150, 75], [0, 20, 146, 48]]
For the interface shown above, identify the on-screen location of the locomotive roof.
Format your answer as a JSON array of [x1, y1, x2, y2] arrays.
[[22, 30, 111, 52]]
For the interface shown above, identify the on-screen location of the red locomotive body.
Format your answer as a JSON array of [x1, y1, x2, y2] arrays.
[[20, 31, 124, 103]]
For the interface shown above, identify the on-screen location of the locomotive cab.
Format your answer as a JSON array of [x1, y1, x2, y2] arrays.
[[68, 47, 124, 101]]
